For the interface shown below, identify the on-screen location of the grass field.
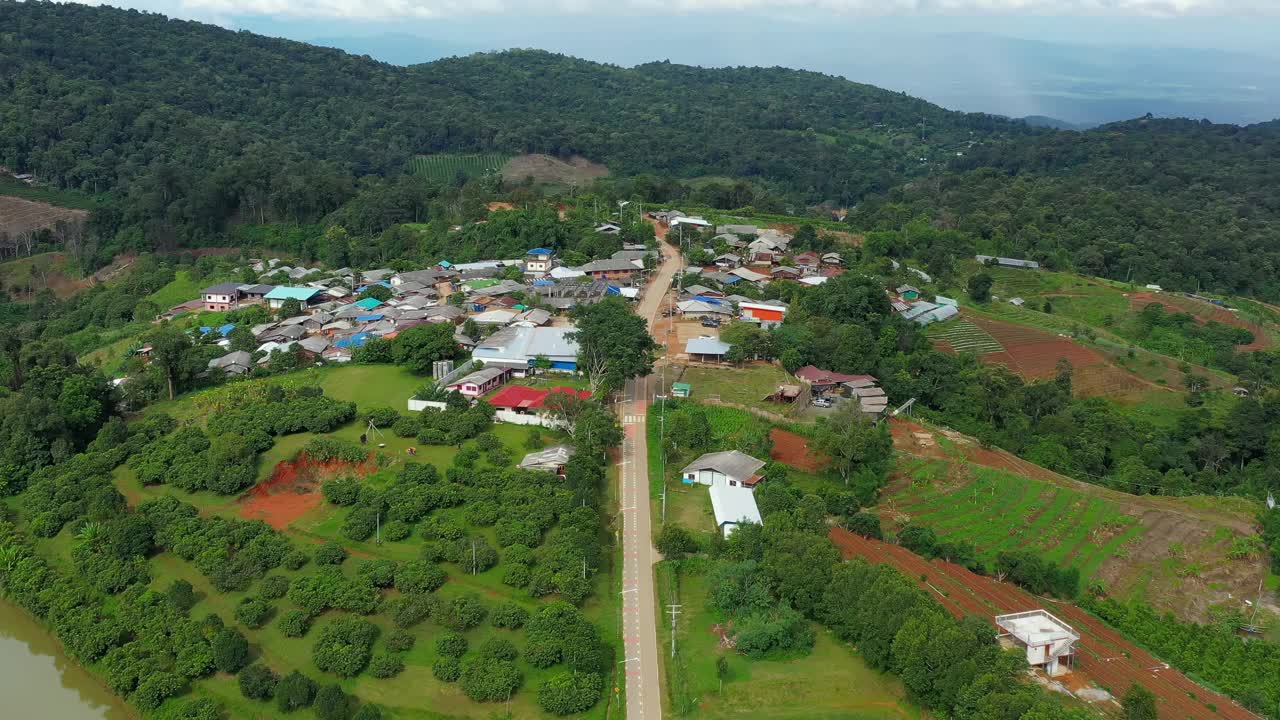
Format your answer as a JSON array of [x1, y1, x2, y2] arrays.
[[677, 364, 794, 414], [410, 154, 511, 182], [657, 559, 920, 720]]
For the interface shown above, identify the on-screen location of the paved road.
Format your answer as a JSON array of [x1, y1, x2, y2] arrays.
[[618, 231, 680, 720]]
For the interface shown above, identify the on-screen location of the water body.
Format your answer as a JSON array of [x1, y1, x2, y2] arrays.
[[0, 600, 133, 720]]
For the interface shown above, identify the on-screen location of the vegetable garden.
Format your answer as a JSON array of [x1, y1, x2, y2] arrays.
[[410, 153, 511, 183]]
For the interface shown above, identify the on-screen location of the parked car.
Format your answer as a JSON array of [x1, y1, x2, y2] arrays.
[[812, 396, 833, 408], [700, 317, 722, 327]]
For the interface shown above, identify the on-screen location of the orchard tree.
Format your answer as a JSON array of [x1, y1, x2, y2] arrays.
[[813, 404, 893, 486]]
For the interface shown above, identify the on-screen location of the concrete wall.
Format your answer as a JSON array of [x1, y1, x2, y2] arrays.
[[407, 399, 447, 412], [493, 410, 569, 430]]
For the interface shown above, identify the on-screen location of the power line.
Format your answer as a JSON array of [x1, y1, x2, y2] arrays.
[[667, 604, 682, 659]]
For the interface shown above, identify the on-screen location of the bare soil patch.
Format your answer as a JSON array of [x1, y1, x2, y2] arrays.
[[501, 154, 609, 185], [0, 196, 88, 252], [239, 454, 374, 530], [769, 428, 828, 472]]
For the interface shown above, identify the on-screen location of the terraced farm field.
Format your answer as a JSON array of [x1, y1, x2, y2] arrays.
[[409, 152, 511, 182], [886, 418, 1266, 622], [928, 318, 1003, 353]]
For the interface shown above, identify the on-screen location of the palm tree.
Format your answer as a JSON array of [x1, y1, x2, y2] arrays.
[[0, 545, 22, 574], [76, 521, 103, 548]]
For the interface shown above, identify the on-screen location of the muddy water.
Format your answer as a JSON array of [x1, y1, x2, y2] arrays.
[[0, 599, 133, 720]]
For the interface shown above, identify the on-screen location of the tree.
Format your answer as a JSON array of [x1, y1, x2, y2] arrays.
[[1122, 683, 1157, 720], [391, 324, 460, 374], [358, 285, 393, 302], [538, 672, 603, 715], [147, 325, 197, 400], [656, 526, 698, 559], [275, 671, 317, 713], [967, 273, 993, 303], [277, 298, 304, 318], [238, 663, 278, 700], [212, 627, 249, 673], [314, 684, 353, 720], [812, 405, 893, 484], [569, 296, 657, 394]]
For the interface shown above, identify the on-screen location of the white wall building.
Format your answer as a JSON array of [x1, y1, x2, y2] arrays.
[[995, 610, 1078, 677]]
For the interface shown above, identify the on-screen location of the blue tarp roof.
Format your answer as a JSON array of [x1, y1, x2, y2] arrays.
[[436, 260, 453, 268], [527, 248, 553, 255], [335, 332, 371, 349], [353, 298, 383, 310], [532, 280, 555, 286], [217, 323, 235, 336], [605, 285, 622, 295], [355, 314, 384, 322], [692, 296, 725, 305]]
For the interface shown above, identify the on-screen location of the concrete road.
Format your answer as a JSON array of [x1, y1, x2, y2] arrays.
[[618, 233, 681, 720]]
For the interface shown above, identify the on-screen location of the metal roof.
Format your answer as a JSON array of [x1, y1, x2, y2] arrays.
[[681, 450, 766, 480], [685, 336, 732, 356], [709, 483, 762, 533], [265, 286, 322, 301]]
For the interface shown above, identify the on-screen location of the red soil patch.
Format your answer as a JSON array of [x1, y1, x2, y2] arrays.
[[769, 428, 828, 472], [239, 454, 375, 529], [828, 528, 1259, 720], [966, 316, 1147, 398], [889, 418, 1064, 485], [486, 201, 515, 212]]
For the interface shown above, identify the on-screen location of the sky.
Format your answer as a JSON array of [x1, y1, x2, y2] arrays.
[[68, 0, 1280, 124]]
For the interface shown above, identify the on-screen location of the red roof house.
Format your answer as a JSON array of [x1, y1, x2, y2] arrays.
[[794, 365, 877, 392], [487, 385, 591, 414]]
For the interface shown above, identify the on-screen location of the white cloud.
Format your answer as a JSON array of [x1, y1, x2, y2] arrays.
[[166, 0, 1279, 20]]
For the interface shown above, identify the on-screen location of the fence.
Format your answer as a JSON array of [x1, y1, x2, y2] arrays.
[[493, 409, 570, 430]]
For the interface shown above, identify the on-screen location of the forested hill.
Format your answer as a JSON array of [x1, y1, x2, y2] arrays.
[[0, 1, 1028, 237]]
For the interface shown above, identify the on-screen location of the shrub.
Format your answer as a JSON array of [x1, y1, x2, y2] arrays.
[[439, 594, 488, 631], [315, 542, 347, 565], [342, 507, 379, 541], [283, 548, 309, 570], [175, 698, 223, 720], [501, 564, 531, 588], [356, 559, 398, 588], [234, 597, 274, 629], [538, 672, 603, 716], [134, 672, 184, 711], [279, 610, 312, 638], [387, 594, 437, 628], [844, 511, 883, 540], [212, 627, 249, 673], [385, 629, 416, 653], [322, 478, 361, 506], [238, 663, 278, 701], [368, 653, 405, 679], [459, 657, 522, 702], [432, 656, 461, 682], [275, 671, 317, 713], [435, 631, 467, 658], [312, 618, 380, 677], [656, 526, 698, 559], [479, 636, 518, 661], [314, 684, 352, 720], [366, 407, 401, 429], [394, 560, 447, 595], [165, 579, 197, 611], [491, 601, 529, 629], [382, 520, 411, 542], [352, 705, 382, 720], [303, 437, 367, 464], [259, 574, 289, 599]]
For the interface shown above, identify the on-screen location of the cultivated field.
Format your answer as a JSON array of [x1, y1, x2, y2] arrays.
[[829, 528, 1259, 720], [887, 418, 1266, 622], [409, 153, 511, 182], [501, 154, 609, 186], [1129, 291, 1270, 350], [0, 196, 88, 256], [928, 317, 1004, 353]]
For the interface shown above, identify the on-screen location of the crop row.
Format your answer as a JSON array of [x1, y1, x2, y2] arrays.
[[930, 319, 1004, 353], [410, 153, 510, 182]]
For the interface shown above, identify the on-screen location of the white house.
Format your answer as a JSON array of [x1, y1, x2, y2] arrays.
[[995, 610, 1078, 677], [472, 325, 580, 373], [446, 366, 511, 398], [709, 482, 763, 537], [680, 450, 766, 488]]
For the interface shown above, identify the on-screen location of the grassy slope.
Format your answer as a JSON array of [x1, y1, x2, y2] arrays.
[[0, 175, 98, 209]]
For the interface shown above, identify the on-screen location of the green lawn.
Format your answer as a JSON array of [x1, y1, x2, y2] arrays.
[[677, 364, 793, 414], [656, 560, 920, 720], [144, 270, 205, 311]]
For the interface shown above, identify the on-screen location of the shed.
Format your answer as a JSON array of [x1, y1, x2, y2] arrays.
[[681, 450, 766, 488], [685, 336, 732, 362], [709, 483, 763, 537]]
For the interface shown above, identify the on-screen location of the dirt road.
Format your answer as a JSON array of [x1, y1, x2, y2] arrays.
[[619, 231, 681, 720]]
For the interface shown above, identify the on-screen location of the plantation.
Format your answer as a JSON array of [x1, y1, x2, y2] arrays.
[[926, 318, 1003, 354], [409, 154, 511, 183]]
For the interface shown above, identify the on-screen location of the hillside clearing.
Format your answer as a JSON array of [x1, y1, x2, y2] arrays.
[[502, 154, 609, 186]]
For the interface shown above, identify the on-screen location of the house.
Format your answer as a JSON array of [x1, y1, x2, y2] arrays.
[[671, 382, 692, 398], [472, 326, 580, 372], [519, 444, 576, 474], [682, 284, 721, 298], [799, 276, 829, 286], [897, 285, 921, 301], [677, 300, 733, 319], [260, 324, 307, 343], [739, 302, 787, 326], [297, 336, 330, 356], [821, 252, 843, 266], [716, 224, 758, 236], [685, 336, 732, 363], [594, 223, 622, 235], [771, 266, 802, 280], [208, 351, 253, 376], [334, 332, 372, 349], [239, 284, 276, 304], [995, 610, 1078, 677], [470, 309, 518, 326], [488, 385, 591, 429], [392, 269, 449, 287], [713, 253, 742, 269], [728, 267, 771, 285], [513, 308, 552, 327], [795, 366, 876, 394], [793, 252, 820, 270], [681, 450, 766, 488], [670, 216, 712, 230], [976, 255, 1041, 270], [201, 282, 245, 312], [265, 286, 323, 310], [550, 266, 587, 280], [710, 482, 763, 537], [578, 258, 641, 282], [160, 299, 204, 321], [1009, 297, 1025, 307], [525, 248, 555, 277], [447, 366, 512, 398], [362, 269, 394, 284]]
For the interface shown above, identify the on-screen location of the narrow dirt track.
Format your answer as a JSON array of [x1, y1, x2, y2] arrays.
[[829, 528, 1260, 720]]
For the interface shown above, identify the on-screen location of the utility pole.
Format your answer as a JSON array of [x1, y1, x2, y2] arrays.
[[667, 604, 682, 658], [375, 512, 381, 545]]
